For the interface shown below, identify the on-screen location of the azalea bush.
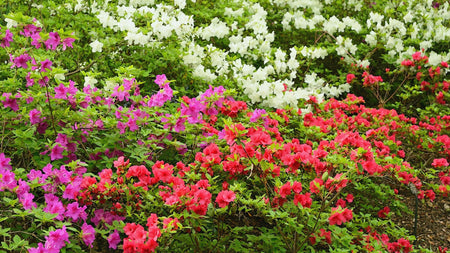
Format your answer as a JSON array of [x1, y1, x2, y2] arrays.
[[1, 1, 450, 253], [2, 0, 449, 109]]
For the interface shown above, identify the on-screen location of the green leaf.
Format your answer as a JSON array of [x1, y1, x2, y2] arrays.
[[0, 228, 10, 237]]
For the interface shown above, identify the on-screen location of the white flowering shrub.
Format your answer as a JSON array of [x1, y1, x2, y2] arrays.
[[2, 0, 449, 109]]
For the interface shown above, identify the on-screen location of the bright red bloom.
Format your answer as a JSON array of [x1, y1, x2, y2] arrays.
[[378, 206, 390, 218], [152, 161, 174, 183], [215, 190, 236, 208], [279, 182, 292, 198], [401, 59, 414, 67], [292, 181, 302, 193], [293, 193, 312, 208], [319, 229, 331, 244], [309, 178, 323, 194], [329, 207, 353, 225], [346, 194, 354, 203], [346, 73, 356, 84], [387, 238, 413, 253], [336, 199, 346, 208], [432, 158, 449, 167]]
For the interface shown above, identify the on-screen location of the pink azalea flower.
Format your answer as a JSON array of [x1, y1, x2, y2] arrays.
[[40, 59, 52, 72], [19, 192, 37, 210], [0, 29, 13, 48], [65, 202, 87, 221], [2, 93, 19, 111], [50, 144, 64, 160], [45, 226, 70, 250], [62, 37, 75, 50], [0, 153, 12, 170], [13, 53, 31, 69], [81, 223, 96, 248], [29, 109, 42, 124], [154, 74, 167, 86], [54, 83, 69, 99], [45, 32, 60, 50], [107, 230, 121, 249]]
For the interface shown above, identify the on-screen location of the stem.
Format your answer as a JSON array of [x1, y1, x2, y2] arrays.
[[65, 58, 100, 77], [275, 222, 294, 252], [297, 189, 342, 250], [188, 220, 201, 252], [413, 190, 419, 246], [324, 31, 359, 64], [382, 72, 412, 107]]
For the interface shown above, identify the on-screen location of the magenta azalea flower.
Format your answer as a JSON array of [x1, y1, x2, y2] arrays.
[[29, 109, 42, 124], [81, 223, 96, 248], [45, 32, 60, 50], [50, 144, 64, 160], [45, 226, 70, 250], [0, 153, 12, 170], [40, 59, 52, 72], [107, 230, 121, 249]]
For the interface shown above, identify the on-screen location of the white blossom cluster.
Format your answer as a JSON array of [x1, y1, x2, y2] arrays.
[[282, 0, 450, 67], [85, 0, 450, 108]]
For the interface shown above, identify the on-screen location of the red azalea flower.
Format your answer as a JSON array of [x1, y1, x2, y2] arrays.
[[378, 206, 390, 218], [216, 190, 236, 208]]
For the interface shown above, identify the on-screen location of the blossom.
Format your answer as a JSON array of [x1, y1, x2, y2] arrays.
[[54, 83, 69, 99], [387, 238, 413, 253], [293, 193, 312, 208], [111, 82, 132, 102], [65, 202, 87, 221], [329, 207, 353, 225], [378, 206, 390, 218], [152, 164, 173, 183], [45, 226, 70, 251], [40, 59, 52, 72], [90, 40, 103, 53], [432, 158, 449, 167], [0, 168, 17, 191], [401, 59, 414, 67], [309, 178, 323, 194], [346, 194, 354, 203], [154, 74, 168, 86], [43, 194, 65, 220], [0, 153, 12, 170], [50, 144, 64, 160], [62, 37, 75, 50], [62, 181, 81, 199], [279, 182, 292, 198], [0, 29, 13, 48], [2, 93, 19, 111], [29, 109, 42, 124], [45, 32, 60, 50], [81, 223, 96, 248], [250, 109, 266, 122], [31, 33, 41, 48], [318, 229, 331, 244], [163, 217, 180, 231], [292, 181, 302, 193], [13, 53, 31, 69], [107, 230, 121, 249], [215, 190, 236, 208]]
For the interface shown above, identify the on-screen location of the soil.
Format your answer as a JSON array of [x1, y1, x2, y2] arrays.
[[391, 190, 450, 252]]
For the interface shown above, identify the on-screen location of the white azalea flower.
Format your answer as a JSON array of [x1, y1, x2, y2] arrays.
[[90, 40, 103, 53]]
